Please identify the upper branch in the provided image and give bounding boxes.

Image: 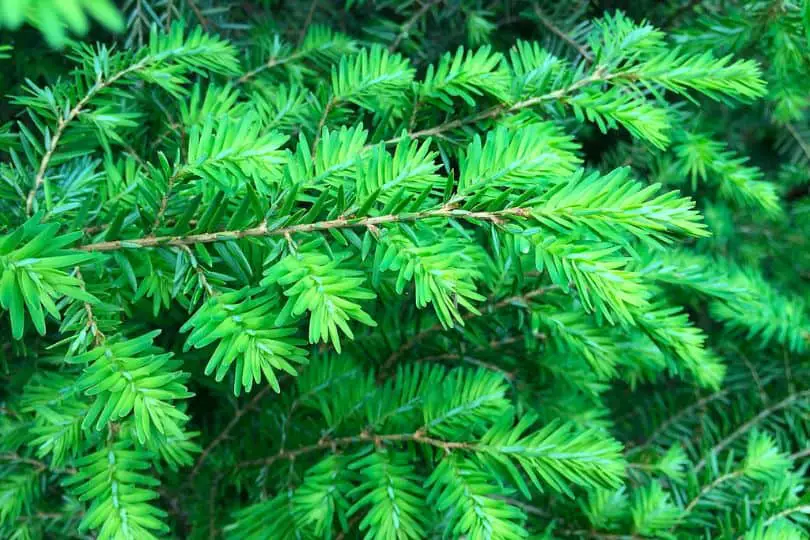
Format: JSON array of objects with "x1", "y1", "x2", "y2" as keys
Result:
[
  {"x1": 384, "y1": 67, "x2": 614, "y2": 145},
  {"x1": 25, "y1": 58, "x2": 150, "y2": 216}
]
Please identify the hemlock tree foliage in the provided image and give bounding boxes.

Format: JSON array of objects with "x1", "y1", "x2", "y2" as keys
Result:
[{"x1": 1, "y1": 0, "x2": 810, "y2": 538}]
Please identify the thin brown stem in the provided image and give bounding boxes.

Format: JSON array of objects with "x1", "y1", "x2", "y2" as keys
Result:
[
  {"x1": 415, "y1": 352, "x2": 515, "y2": 380},
  {"x1": 120, "y1": 140, "x2": 147, "y2": 168},
  {"x1": 533, "y1": 5, "x2": 593, "y2": 62},
  {"x1": 0, "y1": 453, "x2": 49, "y2": 471},
  {"x1": 236, "y1": 429, "x2": 472, "y2": 469},
  {"x1": 165, "y1": 0, "x2": 175, "y2": 29},
  {"x1": 78, "y1": 206, "x2": 529, "y2": 252},
  {"x1": 180, "y1": 245, "x2": 216, "y2": 297},
  {"x1": 784, "y1": 347, "x2": 796, "y2": 395},
  {"x1": 411, "y1": 331, "x2": 547, "y2": 380},
  {"x1": 0, "y1": 452, "x2": 77, "y2": 474},
  {"x1": 389, "y1": 0, "x2": 443, "y2": 52},
  {"x1": 297, "y1": 0, "x2": 319, "y2": 47},
  {"x1": 188, "y1": 385, "x2": 272, "y2": 482},
  {"x1": 695, "y1": 390, "x2": 810, "y2": 472},
  {"x1": 208, "y1": 480, "x2": 218, "y2": 540},
  {"x1": 785, "y1": 122, "x2": 810, "y2": 162},
  {"x1": 311, "y1": 98, "x2": 336, "y2": 158},
  {"x1": 75, "y1": 267, "x2": 105, "y2": 346},
  {"x1": 762, "y1": 504, "x2": 810, "y2": 527},
  {"x1": 790, "y1": 447, "x2": 810, "y2": 461},
  {"x1": 626, "y1": 388, "x2": 731, "y2": 456},
  {"x1": 380, "y1": 285, "x2": 558, "y2": 374},
  {"x1": 492, "y1": 496, "x2": 551, "y2": 518},
  {"x1": 383, "y1": 67, "x2": 613, "y2": 146},
  {"x1": 0, "y1": 406, "x2": 19, "y2": 418},
  {"x1": 553, "y1": 526, "x2": 647, "y2": 540},
  {"x1": 741, "y1": 354, "x2": 769, "y2": 405},
  {"x1": 18, "y1": 512, "x2": 69, "y2": 522},
  {"x1": 25, "y1": 59, "x2": 149, "y2": 215},
  {"x1": 237, "y1": 49, "x2": 311, "y2": 84},
  {"x1": 335, "y1": 514, "x2": 363, "y2": 540},
  {"x1": 83, "y1": 217, "x2": 198, "y2": 236},
  {"x1": 186, "y1": 0, "x2": 210, "y2": 29},
  {"x1": 151, "y1": 173, "x2": 180, "y2": 235},
  {"x1": 149, "y1": 122, "x2": 183, "y2": 150},
  {"x1": 682, "y1": 470, "x2": 742, "y2": 516},
  {"x1": 664, "y1": 0, "x2": 703, "y2": 27}
]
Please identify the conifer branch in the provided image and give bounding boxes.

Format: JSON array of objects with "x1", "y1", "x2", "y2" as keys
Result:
[
  {"x1": 237, "y1": 49, "x2": 312, "y2": 84},
  {"x1": 389, "y1": 0, "x2": 443, "y2": 52},
  {"x1": 533, "y1": 5, "x2": 593, "y2": 62},
  {"x1": 237, "y1": 429, "x2": 471, "y2": 469},
  {"x1": 188, "y1": 385, "x2": 274, "y2": 481},
  {"x1": 0, "y1": 6, "x2": 800, "y2": 539},
  {"x1": 78, "y1": 206, "x2": 529, "y2": 252},
  {"x1": 681, "y1": 470, "x2": 743, "y2": 515},
  {"x1": 785, "y1": 122, "x2": 810, "y2": 162},
  {"x1": 695, "y1": 390, "x2": 810, "y2": 472},
  {"x1": 387, "y1": 68, "x2": 615, "y2": 144},
  {"x1": 24, "y1": 58, "x2": 150, "y2": 215},
  {"x1": 380, "y1": 285, "x2": 558, "y2": 373},
  {"x1": 626, "y1": 388, "x2": 732, "y2": 456},
  {"x1": 74, "y1": 267, "x2": 105, "y2": 346},
  {"x1": 761, "y1": 504, "x2": 810, "y2": 527}
]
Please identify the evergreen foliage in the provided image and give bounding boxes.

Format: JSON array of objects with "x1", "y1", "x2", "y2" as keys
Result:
[{"x1": 1, "y1": 1, "x2": 809, "y2": 539}]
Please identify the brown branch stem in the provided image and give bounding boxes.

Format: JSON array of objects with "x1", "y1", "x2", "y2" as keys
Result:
[
  {"x1": 533, "y1": 5, "x2": 593, "y2": 62},
  {"x1": 389, "y1": 0, "x2": 443, "y2": 52},
  {"x1": 75, "y1": 267, "x2": 105, "y2": 345},
  {"x1": 682, "y1": 470, "x2": 742, "y2": 516},
  {"x1": 188, "y1": 385, "x2": 272, "y2": 482},
  {"x1": 383, "y1": 67, "x2": 613, "y2": 146},
  {"x1": 236, "y1": 429, "x2": 472, "y2": 469},
  {"x1": 25, "y1": 58, "x2": 149, "y2": 215},
  {"x1": 380, "y1": 285, "x2": 558, "y2": 374},
  {"x1": 695, "y1": 390, "x2": 810, "y2": 472},
  {"x1": 237, "y1": 49, "x2": 312, "y2": 84},
  {"x1": 77, "y1": 206, "x2": 529, "y2": 252}
]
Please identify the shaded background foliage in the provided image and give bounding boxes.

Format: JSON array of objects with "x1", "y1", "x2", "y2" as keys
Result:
[{"x1": 1, "y1": 1, "x2": 810, "y2": 539}]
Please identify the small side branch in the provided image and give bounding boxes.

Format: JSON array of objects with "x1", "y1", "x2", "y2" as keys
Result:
[
  {"x1": 533, "y1": 5, "x2": 593, "y2": 62},
  {"x1": 389, "y1": 0, "x2": 443, "y2": 52}
]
